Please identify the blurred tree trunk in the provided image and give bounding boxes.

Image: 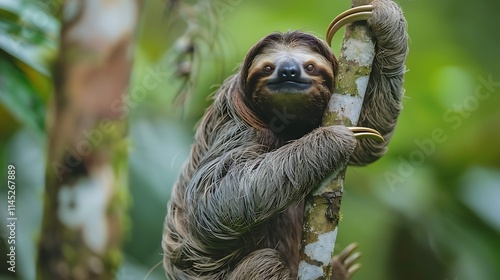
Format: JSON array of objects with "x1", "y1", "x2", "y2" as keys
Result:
[{"x1": 38, "y1": 1, "x2": 142, "y2": 279}]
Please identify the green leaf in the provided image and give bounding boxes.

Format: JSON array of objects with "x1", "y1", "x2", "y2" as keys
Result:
[
  {"x1": 0, "y1": 58, "x2": 45, "y2": 132},
  {"x1": 0, "y1": 0, "x2": 58, "y2": 76}
]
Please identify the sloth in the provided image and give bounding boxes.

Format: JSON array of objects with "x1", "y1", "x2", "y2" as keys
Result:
[{"x1": 162, "y1": 0, "x2": 408, "y2": 279}]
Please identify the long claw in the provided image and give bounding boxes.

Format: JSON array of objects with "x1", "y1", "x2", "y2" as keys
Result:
[
  {"x1": 347, "y1": 263, "x2": 362, "y2": 278},
  {"x1": 331, "y1": 243, "x2": 362, "y2": 278},
  {"x1": 326, "y1": 5, "x2": 373, "y2": 46},
  {"x1": 348, "y1": 126, "x2": 385, "y2": 142},
  {"x1": 337, "y1": 242, "x2": 358, "y2": 262},
  {"x1": 344, "y1": 251, "x2": 362, "y2": 267}
]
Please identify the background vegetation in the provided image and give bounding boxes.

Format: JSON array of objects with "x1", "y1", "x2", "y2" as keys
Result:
[{"x1": 1, "y1": 0, "x2": 499, "y2": 279}]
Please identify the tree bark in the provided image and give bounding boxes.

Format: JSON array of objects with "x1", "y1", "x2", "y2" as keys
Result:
[
  {"x1": 298, "y1": 1, "x2": 375, "y2": 279},
  {"x1": 37, "y1": 1, "x2": 142, "y2": 279}
]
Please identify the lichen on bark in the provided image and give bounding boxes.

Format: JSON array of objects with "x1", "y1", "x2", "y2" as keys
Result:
[{"x1": 298, "y1": 1, "x2": 376, "y2": 279}]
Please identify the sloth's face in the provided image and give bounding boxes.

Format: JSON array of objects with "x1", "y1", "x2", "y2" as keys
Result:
[
  {"x1": 247, "y1": 45, "x2": 334, "y2": 96},
  {"x1": 243, "y1": 32, "x2": 337, "y2": 140}
]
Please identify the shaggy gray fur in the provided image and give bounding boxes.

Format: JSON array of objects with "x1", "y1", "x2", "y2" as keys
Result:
[
  {"x1": 350, "y1": 0, "x2": 409, "y2": 165},
  {"x1": 162, "y1": 0, "x2": 408, "y2": 279}
]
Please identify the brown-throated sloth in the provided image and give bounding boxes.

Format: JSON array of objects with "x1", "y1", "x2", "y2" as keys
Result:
[{"x1": 163, "y1": 0, "x2": 408, "y2": 279}]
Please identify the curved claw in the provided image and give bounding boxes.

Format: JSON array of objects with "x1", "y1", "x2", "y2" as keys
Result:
[
  {"x1": 347, "y1": 263, "x2": 362, "y2": 278},
  {"x1": 326, "y1": 5, "x2": 373, "y2": 47},
  {"x1": 336, "y1": 242, "x2": 359, "y2": 262},
  {"x1": 331, "y1": 243, "x2": 362, "y2": 279},
  {"x1": 348, "y1": 126, "x2": 384, "y2": 143}
]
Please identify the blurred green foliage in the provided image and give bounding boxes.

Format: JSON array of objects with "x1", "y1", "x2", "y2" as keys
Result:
[
  {"x1": 1, "y1": 0, "x2": 500, "y2": 279},
  {"x1": 0, "y1": 0, "x2": 56, "y2": 136}
]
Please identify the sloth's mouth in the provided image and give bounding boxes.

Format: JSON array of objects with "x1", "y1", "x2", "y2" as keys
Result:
[{"x1": 267, "y1": 80, "x2": 312, "y2": 92}]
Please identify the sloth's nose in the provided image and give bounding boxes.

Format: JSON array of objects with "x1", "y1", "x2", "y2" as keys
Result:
[{"x1": 277, "y1": 61, "x2": 301, "y2": 81}]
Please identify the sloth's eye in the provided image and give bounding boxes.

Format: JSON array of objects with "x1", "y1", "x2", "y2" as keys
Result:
[
  {"x1": 305, "y1": 64, "x2": 315, "y2": 72},
  {"x1": 263, "y1": 65, "x2": 274, "y2": 73}
]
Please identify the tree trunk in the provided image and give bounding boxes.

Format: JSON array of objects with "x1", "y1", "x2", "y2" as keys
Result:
[
  {"x1": 298, "y1": 1, "x2": 375, "y2": 279},
  {"x1": 37, "y1": 1, "x2": 142, "y2": 279}
]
